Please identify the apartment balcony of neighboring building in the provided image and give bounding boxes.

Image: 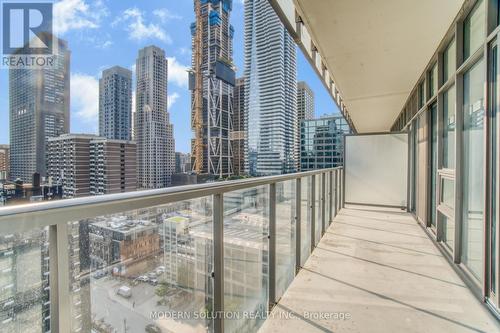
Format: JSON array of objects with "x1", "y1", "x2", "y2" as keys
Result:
[{"x1": 1, "y1": 1, "x2": 500, "y2": 333}]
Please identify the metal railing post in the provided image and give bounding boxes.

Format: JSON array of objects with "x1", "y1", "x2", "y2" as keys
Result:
[
  {"x1": 268, "y1": 183, "x2": 276, "y2": 308},
  {"x1": 341, "y1": 169, "x2": 345, "y2": 208},
  {"x1": 213, "y1": 193, "x2": 224, "y2": 333},
  {"x1": 295, "y1": 178, "x2": 301, "y2": 274},
  {"x1": 49, "y1": 223, "x2": 70, "y2": 333},
  {"x1": 311, "y1": 175, "x2": 316, "y2": 251},
  {"x1": 321, "y1": 173, "x2": 326, "y2": 235},
  {"x1": 329, "y1": 171, "x2": 333, "y2": 224},
  {"x1": 333, "y1": 170, "x2": 338, "y2": 217}
]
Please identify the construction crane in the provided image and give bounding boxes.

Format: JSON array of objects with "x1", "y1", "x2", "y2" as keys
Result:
[{"x1": 192, "y1": 0, "x2": 204, "y2": 174}]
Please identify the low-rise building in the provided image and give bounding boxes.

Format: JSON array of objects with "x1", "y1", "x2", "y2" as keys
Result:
[{"x1": 47, "y1": 134, "x2": 136, "y2": 198}]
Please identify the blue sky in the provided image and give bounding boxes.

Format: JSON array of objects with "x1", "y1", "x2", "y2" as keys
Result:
[{"x1": 0, "y1": 0, "x2": 339, "y2": 153}]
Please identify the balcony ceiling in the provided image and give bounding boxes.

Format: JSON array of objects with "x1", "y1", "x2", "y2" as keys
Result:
[{"x1": 295, "y1": 0, "x2": 464, "y2": 133}]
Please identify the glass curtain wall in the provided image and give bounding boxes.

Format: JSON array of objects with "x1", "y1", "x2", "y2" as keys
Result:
[
  {"x1": 462, "y1": 58, "x2": 485, "y2": 282},
  {"x1": 396, "y1": 0, "x2": 499, "y2": 313}
]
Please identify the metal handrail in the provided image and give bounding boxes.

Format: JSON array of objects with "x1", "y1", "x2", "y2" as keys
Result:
[{"x1": 0, "y1": 168, "x2": 341, "y2": 234}]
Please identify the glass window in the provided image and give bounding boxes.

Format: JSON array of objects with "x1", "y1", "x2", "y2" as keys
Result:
[
  {"x1": 443, "y1": 86, "x2": 456, "y2": 169},
  {"x1": 418, "y1": 81, "x2": 425, "y2": 108},
  {"x1": 462, "y1": 58, "x2": 485, "y2": 282},
  {"x1": 443, "y1": 39, "x2": 456, "y2": 82},
  {"x1": 441, "y1": 178, "x2": 455, "y2": 209},
  {"x1": 464, "y1": 0, "x2": 486, "y2": 61},
  {"x1": 429, "y1": 63, "x2": 438, "y2": 97},
  {"x1": 440, "y1": 213, "x2": 455, "y2": 251}
]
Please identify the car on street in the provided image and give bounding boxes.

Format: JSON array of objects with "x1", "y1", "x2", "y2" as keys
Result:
[
  {"x1": 137, "y1": 275, "x2": 149, "y2": 282},
  {"x1": 117, "y1": 285, "x2": 132, "y2": 298}
]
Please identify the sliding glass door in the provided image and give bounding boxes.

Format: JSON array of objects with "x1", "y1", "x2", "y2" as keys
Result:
[
  {"x1": 462, "y1": 58, "x2": 485, "y2": 283},
  {"x1": 488, "y1": 39, "x2": 499, "y2": 307}
]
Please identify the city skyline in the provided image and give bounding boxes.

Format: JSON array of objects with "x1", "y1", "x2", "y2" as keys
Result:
[{"x1": 0, "y1": 0, "x2": 340, "y2": 154}]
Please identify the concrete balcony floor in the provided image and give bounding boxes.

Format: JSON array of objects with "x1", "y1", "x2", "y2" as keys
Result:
[{"x1": 259, "y1": 206, "x2": 500, "y2": 333}]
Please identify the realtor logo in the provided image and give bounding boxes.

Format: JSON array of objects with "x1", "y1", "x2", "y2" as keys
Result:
[
  {"x1": 1, "y1": 1, "x2": 54, "y2": 68},
  {"x1": 2, "y1": 1, "x2": 53, "y2": 55}
]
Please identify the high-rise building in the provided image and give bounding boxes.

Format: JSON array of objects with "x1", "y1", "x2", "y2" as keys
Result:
[
  {"x1": 232, "y1": 77, "x2": 246, "y2": 176},
  {"x1": 297, "y1": 81, "x2": 314, "y2": 121},
  {"x1": 0, "y1": 144, "x2": 9, "y2": 181},
  {"x1": 244, "y1": 0, "x2": 298, "y2": 176},
  {"x1": 99, "y1": 66, "x2": 133, "y2": 141},
  {"x1": 89, "y1": 138, "x2": 137, "y2": 195},
  {"x1": 300, "y1": 115, "x2": 351, "y2": 171},
  {"x1": 190, "y1": 0, "x2": 235, "y2": 178},
  {"x1": 135, "y1": 46, "x2": 175, "y2": 189},
  {"x1": 9, "y1": 36, "x2": 70, "y2": 182},
  {"x1": 175, "y1": 152, "x2": 191, "y2": 173},
  {"x1": 47, "y1": 134, "x2": 137, "y2": 198}
]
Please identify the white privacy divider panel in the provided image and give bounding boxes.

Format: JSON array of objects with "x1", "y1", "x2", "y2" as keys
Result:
[{"x1": 345, "y1": 133, "x2": 408, "y2": 208}]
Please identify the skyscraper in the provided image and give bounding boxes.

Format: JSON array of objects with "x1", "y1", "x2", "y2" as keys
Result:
[
  {"x1": 190, "y1": 0, "x2": 235, "y2": 178},
  {"x1": 244, "y1": 0, "x2": 298, "y2": 176},
  {"x1": 232, "y1": 77, "x2": 246, "y2": 176},
  {"x1": 99, "y1": 66, "x2": 133, "y2": 141},
  {"x1": 297, "y1": 81, "x2": 314, "y2": 121},
  {"x1": 9, "y1": 36, "x2": 70, "y2": 181},
  {"x1": 135, "y1": 46, "x2": 175, "y2": 189}
]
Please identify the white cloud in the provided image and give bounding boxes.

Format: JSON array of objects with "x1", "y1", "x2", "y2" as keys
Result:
[
  {"x1": 71, "y1": 73, "x2": 99, "y2": 130},
  {"x1": 117, "y1": 7, "x2": 172, "y2": 44},
  {"x1": 167, "y1": 57, "x2": 189, "y2": 89},
  {"x1": 167, "y1": 92, "x2": 180, "y2": 110},
  {"x1": 54, "y1": 0, "x2": 108, "y2": 35},
  {"x1": 99, "y1": 40, "x2": 113, "y2": 49},
  {"x1": 153, "y1": 8, "x2": 182, "y2": 22}
]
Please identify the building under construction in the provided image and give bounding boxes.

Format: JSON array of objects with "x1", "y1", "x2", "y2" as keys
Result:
[{"x1": 190, "y1": 0, "x2": 236, "y2": 179}]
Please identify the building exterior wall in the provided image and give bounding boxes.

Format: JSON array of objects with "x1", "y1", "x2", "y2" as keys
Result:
[
  {"x1": 191, "y1": 0, "x2": 235, "y2": 178},
  {"x1": 232, "y1": 77, "x2": 246, "y2": 175},
  {"x1": 244, "y1": 0, "x2": 298, "y2": 176},
  {"x1": 0, "y1": 145, "x2": 9, "y2": 181},
  {"x1": 175, "y1": 152, "x2": 191, "y2": 173},
  {"x1": 300, "y1": 115, "x2": 351, "y2": 171},
  {"x1": 47, "y1": 134, "x2": 93, "y2": 198},
  {"x1": 99, "y1": 66, "x2": 132, "y2": 141},
  {"x1": 9, "y1": 37, "x2": 70, "y2": 182},
  {"x1": 135, "y1": 46, "x2": 175, "y2": 189},
  {"x1": 89, "y1": 139, "x2": 137, "y2": 195},
  {"x1": 297, "y1": 81, "x2": 314, "y2": 122}
]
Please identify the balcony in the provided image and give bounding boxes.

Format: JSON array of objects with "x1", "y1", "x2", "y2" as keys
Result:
[
  {"x1": 1, "y1": 163, "x2": 498, "y2": 333},
  {"x1": 260, "y1": 206, "x2": 498, "y2": 333}
]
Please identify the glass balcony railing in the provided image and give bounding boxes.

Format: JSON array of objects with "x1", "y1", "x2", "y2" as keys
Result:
[{"x1": 0, "y1": 167, "x2": 343, "y2": 333}]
